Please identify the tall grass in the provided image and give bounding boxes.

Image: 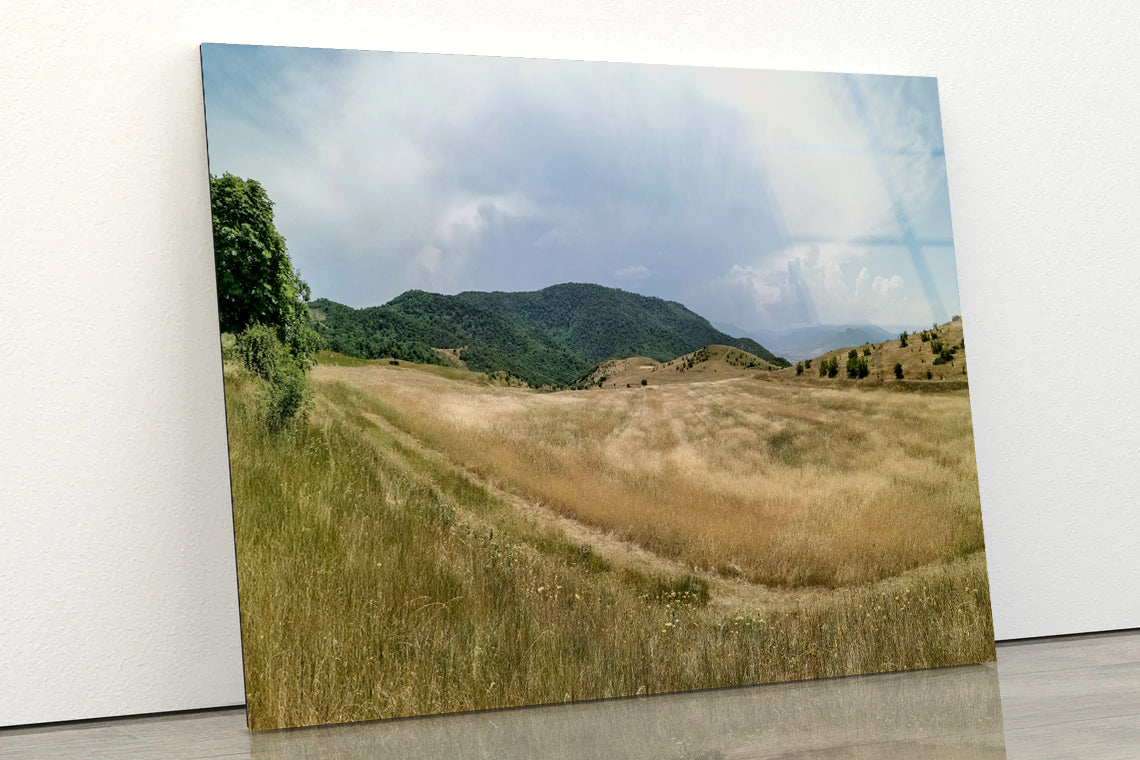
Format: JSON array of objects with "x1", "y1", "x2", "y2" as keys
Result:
[
  {"x1": 226, "y1": 367, "x2": 994, "y2": 729},
  {"x1": 316, "y1": 364, "x2": 986, "y2": 588}
]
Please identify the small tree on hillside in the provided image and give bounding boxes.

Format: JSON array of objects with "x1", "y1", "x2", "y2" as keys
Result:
[
  {"x1": 899, "y1": 332, "x2": 908, "y2": 348},
  {"x1": 894, "y1": 362, "x2": 904, "y2": 379},
  {"x1": 846, "y1": 355, "x2": 869, "y2": 379},
  {"x1": 795, "y1": 362, "x2": 804, "y2": 376}
]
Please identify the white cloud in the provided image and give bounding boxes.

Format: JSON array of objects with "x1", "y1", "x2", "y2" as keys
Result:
[
  {"x1": 203, "y1": 47, "x2": 958, "y2": 325},
  {"x1": 614, "y1": 265, "x2": 653, "y2": 281},
  {"x1": 715, "y1": 244, "x2": 926, "y2": 328}
]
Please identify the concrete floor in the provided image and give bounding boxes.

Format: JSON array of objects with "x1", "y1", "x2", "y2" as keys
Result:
[{"x1": 1, "y1": 630, "x2": 1137, "y2": 759}]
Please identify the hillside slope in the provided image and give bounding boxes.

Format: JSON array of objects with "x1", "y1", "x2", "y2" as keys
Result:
[
  {"x1": 746, "y1": 324, "x2": 895, "y2": 363},
  {"x1": 311, "y1": 283, "x2": 788, "y2": 387},
  {"x1": 584, "y1": 345, "x2": 778, "y2": 388},
  {"x1": 778, "y1": 318, "x2": 968, "y2": 385}
]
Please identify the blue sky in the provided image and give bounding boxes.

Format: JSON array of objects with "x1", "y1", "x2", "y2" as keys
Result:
[{"x1": 201, "y1": 44, "x2": 960, "y2": 333}]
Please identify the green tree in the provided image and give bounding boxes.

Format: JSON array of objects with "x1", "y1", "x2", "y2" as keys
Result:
[
  {"x1": 894, "y1": 362, "x2": 904, "y2": 379},
  {"x1": 899, "y1": 331, "x2": 908, "y2": 348},
  {"x1": 795, "y1": 362, "x2": 804, "y2": 376},
  {"x1": 846, "y1": 355, "x2": 870, "y2": 379},
  {"x1": 210, "y1": 173, "x2": 320, "y2": 364}
]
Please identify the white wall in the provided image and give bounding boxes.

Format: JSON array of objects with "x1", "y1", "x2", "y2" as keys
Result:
[{"x1": 3, "y1": 0, "x2": 1138, "y2": 728}]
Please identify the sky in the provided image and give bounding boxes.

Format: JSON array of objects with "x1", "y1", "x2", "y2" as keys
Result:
[{"x1": 201, "y1": 44, "x2": 961, "y2": 334}]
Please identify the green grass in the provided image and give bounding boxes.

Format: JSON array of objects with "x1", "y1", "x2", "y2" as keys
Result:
[
  {"x1": 316, "y1": 350, "x2": 382, "y2": 367},
  {"x1": 225, "y1": 367, "x2": 995, "y2": 730}
]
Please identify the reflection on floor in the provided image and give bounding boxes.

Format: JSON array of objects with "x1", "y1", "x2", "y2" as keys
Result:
[{"x1": 1, "y1": 630, "x2": 1137, "y2": 759}]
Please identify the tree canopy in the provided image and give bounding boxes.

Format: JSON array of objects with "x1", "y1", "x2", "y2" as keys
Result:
[
  {"x1": 210, "y1": 173, "x2": 319, "y2": 361},
  {"x1": 309, "y1": 284, "x2": 789, "y2": 387}
]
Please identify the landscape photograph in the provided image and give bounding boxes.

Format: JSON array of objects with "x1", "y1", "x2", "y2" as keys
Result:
[{"x1": 201, "y1": 45, "x2": 994, "y2": 730}]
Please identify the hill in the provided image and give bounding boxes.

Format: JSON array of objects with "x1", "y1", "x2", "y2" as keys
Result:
[
  {"x1": 310, "y1": 283, "x2": 788, "y2": 387},
  {"x1": 583, "y1": 345, "x2": 778, "y2": 389},
  {"x1": 777, "y1": 317, "x2": 968, "y2": 385},
  {"x1": 740, "y1": 324, "x2": 896, "y2": 363}
]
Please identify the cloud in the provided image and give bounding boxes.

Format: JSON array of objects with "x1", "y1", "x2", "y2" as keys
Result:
[
  {"x1": 614, "y1": 265, "x2": 653, "y2": 281},
  {"x1": 713, "y1": 244, "x2": 931, "y2": 329},
  {"x1": 201, "y1": 46, "x2": 959, "y2": 328}
]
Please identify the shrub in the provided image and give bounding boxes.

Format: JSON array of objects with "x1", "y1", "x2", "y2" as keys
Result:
[
  {"x1": 804, "y1": 359, "x2": 812, "y2": 369},
  {"x1": 848, "y1": 349, "x2": 858, "y2": 359},
  {"x1": 894, "y1": 362, "x2": 904, "y2": 379},
  {"x1": 795, "y1": 362, "x2": 804, "y2": 376},
  {"x1": 262, "y1": 357, "x2": 312, "y2": 430},
  {"x1": 846, "y1": 356, "x2": 869, "y2": 379},
  {"x1": 921, "y1": 331, "x2": 930, "y2": 342},
  {"x1": 641, "y1": 378, "x2": 647, "y2": 386},
  {"x1": 827, "y1": 357, "x2": 839, "y2": 378},
  {"x1": 863, "y1": 347, "x2": 871, "y2": 356},
  {"x1": 819, "y1": 360, "x2": 827, "y2": 377},
  {"x1": 236, "y1": 323, "x2": 284, "y2": 381},
  {"x1": 926, "y1": 369, "x2": 933, "y2": 379},
  {"x1": 899, "y1": 332, "x2": 908, "y2": 348},
  {"x1": 931, "y1": 339, "x2": 943, "y2": 355}
]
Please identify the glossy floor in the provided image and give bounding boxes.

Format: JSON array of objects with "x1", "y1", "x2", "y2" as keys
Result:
[{"x1": 1, "y1": 630, "x2": 1137, "y2": 759}]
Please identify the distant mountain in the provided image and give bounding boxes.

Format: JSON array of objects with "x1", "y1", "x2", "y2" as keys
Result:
[
  {"x1": 717, "y1": 323, "x2": 895, "y2": 363},
  {"x1": 310, "y1": 283, "x2": 789, "y2": 387}
]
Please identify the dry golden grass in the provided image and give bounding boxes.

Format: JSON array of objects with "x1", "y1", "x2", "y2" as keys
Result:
[
  {"x1": 226, "y1": 365, "x2": 994, "y2": 729},
  {"x1": 318, "y1": 360, "x2": 983, "y2": 589},
  {"x1": 779, "y1": 318, "x2": 968, "y2": 384},
  {"x1": 587, "y1": 345, "x2": 777, "y2": 389}
]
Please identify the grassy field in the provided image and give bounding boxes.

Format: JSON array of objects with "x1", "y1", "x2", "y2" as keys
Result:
[
  {"x1": 226, "y1": 357, "x2": 994, "y2": 730},
  {"x1": 316, "y1": 360, "x2": 985, "y2": 588}
]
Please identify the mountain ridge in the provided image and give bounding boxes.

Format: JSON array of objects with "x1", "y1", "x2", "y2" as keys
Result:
[{"x1": 310, "y1": 282, "x2": 788, "y2": 387}]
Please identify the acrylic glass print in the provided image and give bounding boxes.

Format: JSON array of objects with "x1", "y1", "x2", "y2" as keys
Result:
[{"x1": 200, "y1": 44, "x2": 995, "y2": 730}]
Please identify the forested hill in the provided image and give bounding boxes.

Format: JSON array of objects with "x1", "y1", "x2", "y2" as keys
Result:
[{"x1": 310, "y1": 283, "x2": 789, "y2": 387}]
